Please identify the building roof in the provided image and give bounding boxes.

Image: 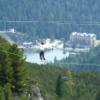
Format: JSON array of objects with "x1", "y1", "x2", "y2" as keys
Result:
[{"x1": 71, "y1": 32, "x2": 96, "y2": 38}]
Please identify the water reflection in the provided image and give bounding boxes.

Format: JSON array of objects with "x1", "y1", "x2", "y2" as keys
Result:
[{"x1": 24, "y1": 48, "x2": 69, "y2": 64}]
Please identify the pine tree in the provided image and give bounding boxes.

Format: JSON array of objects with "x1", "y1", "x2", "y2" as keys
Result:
[
  {"x1": 8, "y1": 44, "x2": 27, "y2": 94},
  {"x1": 95, "y1": 89, "x2": 100, "y2": 100},
  {"x1": 4, "y1": 83, "x2": 13, "y2": 100},
  {"x1": 0, "y1": 86, "x2": 5, "y2": 100},
  {"x1": 56, "y1": 75, "x2": 62, "y2": 97},
  {"x1": 0, "y1": 48, "x2": 13, "y2": 86},
  {"x1": 19, "y1": 94, "x2": 27, "y2": 100}
]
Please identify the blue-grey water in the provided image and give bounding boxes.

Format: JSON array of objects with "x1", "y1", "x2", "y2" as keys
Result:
[
  {"x1": 24, "y1": 48, "x2": 100, "y2": 71},
  {"x1": 24, "y1": 48, "x2": 69, "y2": 64}
]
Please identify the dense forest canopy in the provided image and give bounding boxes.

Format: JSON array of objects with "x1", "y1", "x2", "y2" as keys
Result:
[
  {"x1": 0, "y1": 37, "x2": 100, "y2": 99},
  {"x1": 0, "y1": 0, "x2": 100, "y2": 39},
  {"x1": 0, "y1": 36, "x2": 27, "y2": 99}
]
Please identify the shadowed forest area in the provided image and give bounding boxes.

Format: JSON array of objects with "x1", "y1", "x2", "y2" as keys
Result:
[{"x1": 0, "y1": 0, "x2": 100, "y2": 40}]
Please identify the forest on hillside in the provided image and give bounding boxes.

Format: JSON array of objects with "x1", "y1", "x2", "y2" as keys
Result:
[
  {"x1": 0, "y1": 36, "x2": 100, "y2": 99},
  {"x1": 56, "y1": 44, "x2": 100, "y2": 71},
  {"x1": 0, "y1": 0, "x2": 100, "y2": 40}
]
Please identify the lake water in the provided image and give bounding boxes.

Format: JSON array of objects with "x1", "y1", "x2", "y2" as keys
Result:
[{"x1": 24, "y1": 48, "x2": 69, "y2": 64}]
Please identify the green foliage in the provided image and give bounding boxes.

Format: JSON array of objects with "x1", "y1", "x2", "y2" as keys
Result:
[
  {"x1": 0, "y1": 37, "x2": 100, "y2": 99},
  {"x1": 26, "y1": 63, "x2": 67, "y2": 99},
  {"x1": 56, "y1": 75, "x2": 62, "y2": 97},
  {"x1": 0, "y1": 37, "x2": 27, "y2": 98},
  {"x1": 8, "y1": 44, "x2": 27, "y2": 94},
  {"x1": 19, "y1": 94, "x2": 27, "y2": 100},
  {"x1": 4, "y1": 83, "x2": 13, "y2": 100},
  {"x1": 0, "y1": 48, "x2": 12, "y2": 86},
  {"x1": 0, "y1": 36, "x2": 10, "y2": 50},
  {"x1": 27, "y1": 63, "x2": 100, "y2": 100},
  {"x1": 95, "y1": 89, "x2": 100, "y2": 100},
  {"x1": 0, "y1": 86, "x2": 5, "y2": 100},
  {"x1": 0, "y1": 84, "x2": 13, "y2": 100}
]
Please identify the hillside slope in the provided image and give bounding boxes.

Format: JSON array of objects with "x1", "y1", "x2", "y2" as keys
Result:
[
  {"x1": 0, "y1": 36, "x2": 10, "y2": 49},
  {"x1": 0, "y1": 0, "x2": 100, "y2": 39},
  {"x1": 27, "y1": 63, "x2": 100, "y2": 100},
  {"x1": 0, "y1": 37, "x2": 100, "y2": 99}
]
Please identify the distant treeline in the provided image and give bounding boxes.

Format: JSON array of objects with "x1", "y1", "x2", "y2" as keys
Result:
[
  {"x1": 58, "y1": 45, "x2": 100, "y2": 72},
  {"x1": 0, "y1": 0, "x2": 100, "y2": 40}
]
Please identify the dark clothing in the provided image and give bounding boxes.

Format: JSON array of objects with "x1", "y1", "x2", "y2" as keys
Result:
[{"x1": 40, "y1": 50, "x2": 45, "y2": 60}]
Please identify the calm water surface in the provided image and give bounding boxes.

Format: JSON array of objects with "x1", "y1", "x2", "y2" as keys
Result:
[{"x1": 24, "y1": 48, "x2": 69, "y2": 64}]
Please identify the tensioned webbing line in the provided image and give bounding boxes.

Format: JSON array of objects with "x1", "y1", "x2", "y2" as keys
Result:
[
  {"x1": 0, "y1": 20, "x2": 100, "y2": 66},
  {"x1": 0, "y1": 49, "x2": 21, "y2": 57},
  {"x1": 0, "y1": 47, "x2": 100, "y2": 67}
]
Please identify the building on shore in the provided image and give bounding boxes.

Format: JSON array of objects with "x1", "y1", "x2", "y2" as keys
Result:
[{"x1": 70, "y1": 32, "x2": 97, "y2": 48}]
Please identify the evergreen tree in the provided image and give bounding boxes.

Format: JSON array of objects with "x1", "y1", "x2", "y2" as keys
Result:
[
  {"x1": 0, "y1": 48, "x2": 12, "y2": 86},
  {"x1": 62, "y1": 70, "x2": 74, "y2": 100},
  {"x1": 0, "y1": 86, "x2": 5, "y2": 100},
  {"x1": 4, "y1": 83, "x2": 13, "y2": 100},
  {"x1": 19, "y1": 94, "x2": 27, "y2": 100},
  {"x1": 95, "y1": 89, "x2": 100, "y2": 100},
  {"x1": 8, "y1": 44, "x2": 27, "y2": 94},
  {"x1": 56, "y1": 74, "x2": 62, "y2": 97}
]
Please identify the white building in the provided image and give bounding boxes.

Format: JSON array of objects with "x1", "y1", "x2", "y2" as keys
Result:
[
  {"x1": 9, "y1": 28, "x2": 15, "y2": 33},
  {"x1": 22, "y1": 42, "x2": 33, "y2": 48},
  {"x1": 70, "y1": 32, "x2": 97, "y2": 47}
]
